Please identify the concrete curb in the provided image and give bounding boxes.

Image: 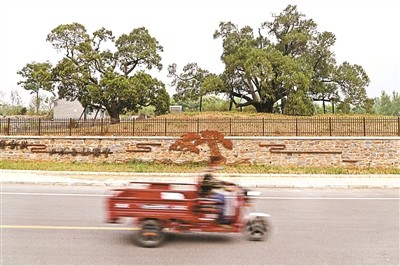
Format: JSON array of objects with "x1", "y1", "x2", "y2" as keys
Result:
[{"x1": 1, "y1": 169, "x2": 399, "y2": 188}]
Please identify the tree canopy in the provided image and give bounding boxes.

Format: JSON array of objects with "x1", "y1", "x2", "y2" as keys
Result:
[
  {"x1": 17, "y1": 6, "x2": 374, "y2": 118},
  {"x1": 373, "y1": 90, "x2": 400, "y2": 115},
  {"x1": 17, "y1": 61, "x2": 54, "y2": 114},
  {"x1": 170, "y1": 5, "x2": 371, "y2": 115},
  {"x1": 167, "y1": 63, "x2": 215, "y2": 111},
  {"x1": 18, "y1": 23, "x2": 169, "y2": 122}
]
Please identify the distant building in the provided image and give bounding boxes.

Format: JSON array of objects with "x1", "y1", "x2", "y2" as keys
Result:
[
  {"x1": 53, "y1": 99, "x2": 106, "y2": 119},
  {"x1": 169, "y1": 105, "x2": 182, "y2": 113}
]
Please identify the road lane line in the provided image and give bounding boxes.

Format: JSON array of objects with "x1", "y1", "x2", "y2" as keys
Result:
[
  {"x1": 259, "y1": 197, "x2": 400, "y2": 200},
  {"x1": 1, "y1": 192, "x2": 399, "y2": 200},
  {"x1": 1, "y1": 192, "x2": 104, "y2": 197},
  {"x1": 0, "y1": 225, "x2": 138, "y2": 230}
]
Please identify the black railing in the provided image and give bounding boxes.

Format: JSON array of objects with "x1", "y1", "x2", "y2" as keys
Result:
[{"x1": 0, "y1": 117, "x2": 399, "y2": 137}]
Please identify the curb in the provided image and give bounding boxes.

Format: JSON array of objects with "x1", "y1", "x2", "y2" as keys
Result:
[{"x1": 1, "y1": 170, "x2": 399, "y2": 189}]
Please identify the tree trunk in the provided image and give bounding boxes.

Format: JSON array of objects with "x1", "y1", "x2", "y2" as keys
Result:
[
  {"x1": 254, "y1": 101, "x2": 274, "y2": 113},
  {"x1": 107, "y1": 105, "x2": 120, "y2": 124},
  {"x1": 108, "y1": 112, "x2": 120, "y2": 124},
  {"x1": 35, "y1": 91, "x2": 40, "y2": 115}
]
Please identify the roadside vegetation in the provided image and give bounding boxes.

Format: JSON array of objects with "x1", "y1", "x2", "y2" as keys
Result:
[{"x1": 0, "y1": 160, "x2": 399, "y2": 175}]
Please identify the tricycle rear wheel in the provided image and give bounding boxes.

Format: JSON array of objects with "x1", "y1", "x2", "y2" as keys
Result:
[{"x1": 136, "y1": 219, "x2": 164, "y2": 248}]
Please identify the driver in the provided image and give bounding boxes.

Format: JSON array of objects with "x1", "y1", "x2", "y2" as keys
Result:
[{"x1": 200, "y1": 173, "x2": 237, "y2": 225}]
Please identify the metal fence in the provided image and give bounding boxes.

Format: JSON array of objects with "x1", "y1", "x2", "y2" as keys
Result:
[{"x1": 0, "y1": 117, "x2": 399, "y2": 137}]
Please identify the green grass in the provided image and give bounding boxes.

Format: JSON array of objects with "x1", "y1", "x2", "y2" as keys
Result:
[{"x1": 0, "y1": 160, "x2": 398, "y2": 175}]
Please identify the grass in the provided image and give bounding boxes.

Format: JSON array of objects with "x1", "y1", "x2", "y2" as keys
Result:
[{"x1": 0, "y1": 160, "x2": 399, "y2": 175}]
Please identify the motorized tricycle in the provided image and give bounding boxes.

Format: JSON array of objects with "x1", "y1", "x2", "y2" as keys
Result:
[{"x1": 105, "y1": 173, "x2": 272, "y2": 247}]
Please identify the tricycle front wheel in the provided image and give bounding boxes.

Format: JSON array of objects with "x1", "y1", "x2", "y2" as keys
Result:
[
  {"x1": 244, "y1": 217, "x2": 271, "y2": 241},
  {"x1": 136, "y1": 219, "x2": 165, "y2": 248}
]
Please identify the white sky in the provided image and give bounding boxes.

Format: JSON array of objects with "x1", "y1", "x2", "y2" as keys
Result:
[{"x1": 0, "y1": 0, "x2": 399, "y2": 105}]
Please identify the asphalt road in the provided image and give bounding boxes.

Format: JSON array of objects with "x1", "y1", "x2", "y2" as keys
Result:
[{"x1": 1, "y1": 185, "x2": 399, "y2": 265}]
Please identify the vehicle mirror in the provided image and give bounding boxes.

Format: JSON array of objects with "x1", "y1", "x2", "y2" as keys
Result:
[{"x1": 247, "y1": 191, "x2": 261, "y2": 196}]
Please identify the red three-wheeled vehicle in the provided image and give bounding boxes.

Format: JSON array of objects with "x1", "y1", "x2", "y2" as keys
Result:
[{"x1": 105, "y1": 173, "x2": 272, "y2": 247}]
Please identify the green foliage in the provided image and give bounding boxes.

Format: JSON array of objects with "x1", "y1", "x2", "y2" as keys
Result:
[
  {"x1": 0, "y1": 104, "x2": 26, "y2": 116},
  {"x1": 314, "y1": 103, "x2": 333, "y2": 114},
  {"x1": 20, "y1": 107, "x2": 28, "y2": 115},
  {"x1": 373, "y1": 90, "x2": 400, "y2": 115},
  {"x1": 17, "y1": 61, "x2": 54, "y2": 114},
  {"x1": 0, "y1": 159, "x2": 398, "y2": 175},
  {"x1": 202, "y1": 96, "x2": 230, "y2": 111},
  {"x1": 168, "y1": 63, "x2": 209, "y2": 101},
  {"x1": 173, "y1": 99, "x2": 200, "y2": 112},
  {"x1": 171, "y1": 95, "x2": 230, "y2": 112},
  {"x1": 139, "y1": 106, "x2": 156, "y2": 116},
  {"x1": 20, "y1": 23, "x2": 169, "y2": 123},
  {"x1": 282, "y1": 90, "x2": 314, "y2": 116},
  {"x1": 25, "y1": 93, "x2": 54, "y2": 116},
  {"x1": 168, "y1": 63, "x2": 213, "y2": 111},
  {"x1": 202, "y1": 5, "x2": 371, "y2": 114},
  {"x1": 149, "y1": 83, "x2": 170, "y2": 115}
]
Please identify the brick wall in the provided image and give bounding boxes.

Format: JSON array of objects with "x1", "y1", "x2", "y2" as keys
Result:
[{"x1": 0, "y1": 136, "x2": 399, "y2": 168}]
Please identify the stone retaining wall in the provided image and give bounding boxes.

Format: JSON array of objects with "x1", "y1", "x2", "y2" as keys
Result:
[{"x1": 0, "y1": 135, "x2": 399, "y2": 168}]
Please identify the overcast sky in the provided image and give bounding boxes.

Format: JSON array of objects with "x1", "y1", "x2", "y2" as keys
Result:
[{"x1": 0, "y1": 0, "x2": 398, "y2": 105}]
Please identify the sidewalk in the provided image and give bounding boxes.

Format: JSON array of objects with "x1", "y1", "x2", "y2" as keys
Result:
[{"x1": 1, "y1": 169, "x2": 399, "y2": 188}]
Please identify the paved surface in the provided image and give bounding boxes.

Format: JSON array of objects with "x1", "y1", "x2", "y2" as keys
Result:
[
  {"x1": 1, "y1": 169, "x2": 399, "y2": 188},
  {"x1": 2, "y1": 185, "x2": 399, "y2": 265}
]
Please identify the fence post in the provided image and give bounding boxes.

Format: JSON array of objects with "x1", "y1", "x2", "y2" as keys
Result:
[
  {"x1": 69, "y1": 118, "x2": 72, "y2": 136},
  {"x1": 7, "y1": 118, "x2": 10, "y2": 135},
  {"x1": 329, "y1": 117, "x2": 332, "y2": 136},
  {"x1": 38, "y1": 118, "x2": 41, "y2": 136},
  {"x1": 100, "y1": 118, "x2": 104, "y2": 136},
  {"x1": 132, "y1": 118, "x2": 135, "y2": 136},
  {"x1": 229, "y1": 118, "x2": 232, "y2": 136},
  {"x1": 262, "y1": 118, "x2": 265, "y2": 136},
  {"x1": 197, "y1": 118, "x2": 200, "y2": 134},
  {"x1": 363, "y1": 117, "x2": 366, "y2": 136},
  {"x1": 164, "y1": 118, "x2": 167, "y2": 136},
  {"x1": 295, "y1": 118, "x2": 298, "y2": 136},
  {"x1": 398, "y1": 117, "x2": 400, "y2": 136}
]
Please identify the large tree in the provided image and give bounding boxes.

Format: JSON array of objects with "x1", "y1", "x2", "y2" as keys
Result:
[
  {"x1": 19, "y1": 23, "x2": 169, "y2": 122},
  {"x1": 206, "y1": 5, "x2": 371, "y2": 114},
  {"x1": 168, "y1": 63, "x2": 213, "y2": 111},
  {"x1": 17, "y1": 61, "x2": 54, "y2": 114}
]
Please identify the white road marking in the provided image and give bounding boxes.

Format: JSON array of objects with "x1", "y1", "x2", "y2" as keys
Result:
[
  {"x1": 0, "y1": 225, "x2": 137, "y2": 230},
  {"x1": 258, "y1": 196, "x2": 400, "y2": 200},
  {"x1": 1, "y1": 192, "x2": 399, "y2": 200},
  {"x1": 1, "y1": 192, "x2": 105, "y2": 197}
]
